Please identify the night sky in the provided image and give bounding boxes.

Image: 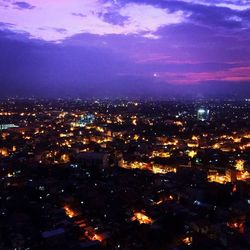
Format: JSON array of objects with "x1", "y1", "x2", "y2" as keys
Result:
[{"x1": 1, "y1": 0, "x2": 250, "y2": 98}]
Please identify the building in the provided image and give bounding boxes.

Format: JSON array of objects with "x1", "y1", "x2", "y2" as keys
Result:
[
  {"x1": 0, "y1": 124, "x2": 19, "y2": 131},
  {"x1": 72, "y1": 114, "x2": 95, "y2": 127},
  {"x1": 197, "y1": 108, "x2": 210, "y2": 121}
]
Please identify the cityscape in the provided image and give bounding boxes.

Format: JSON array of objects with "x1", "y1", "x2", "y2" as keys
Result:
[
  {"x1": 2, "y1": 0, "x2": 250, "y2": 249},
  {"x1": 0, "y1": 99, "x2": 250, "y2": 249}
]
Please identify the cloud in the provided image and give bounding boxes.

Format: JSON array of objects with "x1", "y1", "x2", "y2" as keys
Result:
[
  {"x1": 1, "y1": 0, "x2": 250, "y2": 96},
  {"x1": 1, "y1": 0, "x2": 249, "y2": 42},
  {"x1": 0, "y1": 0, "x2": 186, "y2": 42},
  {"x1": 157, "y1": 66, "x2": 250, "y2": 84},
  {"x1": 119, "y1": 0, "x2": 250, "y2": 30},
  {"x1": 0, "y1": 22, "x2": 14, "y2": 28},
  {"x1": 177, "y1": 0, "x2": 250, "y2": 11},
  {"x1": 13, "y1": 1, "x2": 35, "y2": 10}
]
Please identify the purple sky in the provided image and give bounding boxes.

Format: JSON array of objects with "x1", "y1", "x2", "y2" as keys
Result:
[{"x1": 1, "y1": 0, "x2": 250, "y2": 98}]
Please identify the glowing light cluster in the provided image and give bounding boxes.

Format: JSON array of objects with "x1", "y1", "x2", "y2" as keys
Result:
[
  {"x1": 151, "y1": 151, "x2": 171, "y2": 158},
  {"x1": 235, "y1": 159, "x2": 245, "y2": 171},
  {"x1": 131, "y1": 211, "x2": 153, "y2": 224},
  {"x1": 64, "y1": 205, "x2": 78, "y2": 218},
  {"x1": 207, "y1": 171, "x2": 230, "y2": 184},
  {"x1": 152, "y1": 165, "x2": 177, "y2": 174}
]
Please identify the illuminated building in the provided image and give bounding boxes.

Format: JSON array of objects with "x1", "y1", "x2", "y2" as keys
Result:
[
  {"x1": 207, "y1": 170, "x2": 231, "y2": 184},
  {"x1": 71, "y1": 114, "x2": 95, "y2": 127},
  {"x1": 64, "y1": 205, "x2": 78, "y2": 218},
  {"x1": 188, "y1": 150, "x2": 197, "y2": 158},
  {"x1": 208, "y1": 168, "x2": 250, "y2": 184},
  {"x1": 152, "y1": 165, "x2": 177, "y2": 174},
  {"x1": 0, "y1": 124, "x2": 18, "y2": 130},
  {"x1": 0, "y1": 148, "x2": 9, "y2": 157},
  {"x1": 131, "y1": 211, "x2": 153, "y2": 224},
  {"x1": 197, "y1": 108, "x2": 210, "y2": 121},
  {"x1": 235, "y1": 159, "x2": 245, "y2": 171},
  {"x1": 151, "y1": 151, "x2": 171, "y2": 158},
  {"x1": 182, "y1": 236, "x2": 192, "y2": 246}
]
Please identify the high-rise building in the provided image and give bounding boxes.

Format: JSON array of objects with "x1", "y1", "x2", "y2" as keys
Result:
[{"x1": 197, "y1": 108, "x2": 210, "y2": 121}]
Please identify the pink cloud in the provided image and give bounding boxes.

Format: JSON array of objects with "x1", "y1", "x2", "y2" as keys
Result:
[{"x1": 157, "y1": 66, "x2": 250, "y2": 84}]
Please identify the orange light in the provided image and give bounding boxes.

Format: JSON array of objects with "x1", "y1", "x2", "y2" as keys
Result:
[
  {"x1": 188, "y1": 150, "x2": 197, "y2": 159},
  {"x1": 0, "y1": 148, "x2": 9, "y2": 157},
  {"x1": 227, "y1": 221, "x2": 244, "y2": 233},
  {"x1": 182, "y1": 236, "x2": 192, "y2": 245},
  {"x1": 92, "y1": 234, "x2": 104, "y2": 242},
  {"x1": 131, "y1": 211, "x2": 153, "y2": 224},
  {"x1": 64, "y1": 205, "x2": 77, "y2": 218},
  {"x1": 235, "y1": 159, "x2": 245, "y2": 171}
]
